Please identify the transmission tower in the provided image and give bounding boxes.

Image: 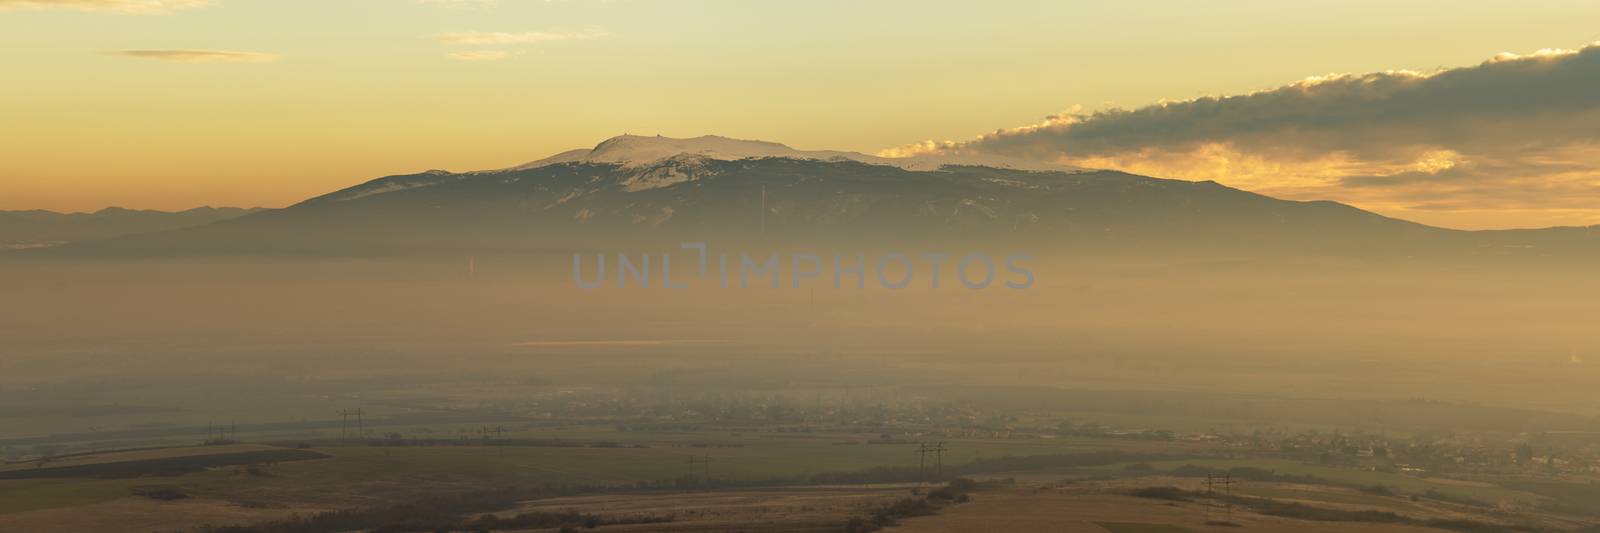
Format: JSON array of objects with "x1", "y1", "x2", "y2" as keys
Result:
[
  {"x1": 917, "y1": 442, "x2": 947, "y2": 484},
  {"x1": 1203, "y1": 473, "x2": 1237, "y2": 523},
  {"x1": 687, "y1": 455, "x2": 712, "y2": 483},
  {"x1": 338, "y1": 409, "x2": 364, "y2": 443}
]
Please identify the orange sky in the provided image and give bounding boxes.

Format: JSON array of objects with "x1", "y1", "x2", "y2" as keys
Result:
[{"x1": 3, "y1": 1, "x2": 1600, "y2": 230}]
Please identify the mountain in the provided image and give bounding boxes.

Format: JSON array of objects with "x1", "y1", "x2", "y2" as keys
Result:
[
  {"x1": 0, "y1": 206, "x2": 264, "y2": 250},
  {"x1": 23, "y1": 135, "x2": 1596, "y2": 259}
]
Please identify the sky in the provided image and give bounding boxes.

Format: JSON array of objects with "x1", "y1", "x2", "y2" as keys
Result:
[{"x1": 2, "y1": 0, "x2": 1599, "y2": 230}]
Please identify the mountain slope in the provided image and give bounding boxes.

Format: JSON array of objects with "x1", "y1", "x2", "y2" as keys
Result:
[{"x1": 39, "y1": 159, "x2": 1449, "y2": 257}]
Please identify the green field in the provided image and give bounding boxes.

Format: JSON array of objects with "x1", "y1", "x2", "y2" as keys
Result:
[
  {"x1": 0, "y1": 478, "x2": 143, "y2": 514},
  {"x1": 1232, "y1": 485, "x2": 1412, "y2": 511},
  {"x1": 1090, "y1": 458, "x2": 1542, "y2": 505},
  {"x1": 0, "y1": 425, "x2": 1565, "y2": 528},
  {"x1": 0, "y1": 427, "x2": 1183, "y2": 516},
  {"x1": 1094, "y1": 522, "x2": 1193, "y2": 533}
]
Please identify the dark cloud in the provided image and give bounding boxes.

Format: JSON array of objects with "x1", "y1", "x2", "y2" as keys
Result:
[
  {"x1": 890, "y1": 44, "x2": 1600, "y2": 229},
  {"x1": 969, "y1": 45, "x2": 1600, "y2": 163}
]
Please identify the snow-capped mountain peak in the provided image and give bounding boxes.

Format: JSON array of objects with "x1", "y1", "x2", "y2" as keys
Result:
[
  {"x1": 304, "y1": 134, "x2": 1094, "y2": 205},
  {"x1": 505, "y1": 134, "x2": 1084, "y2": 173},
  {"x1": 507, "y1": 134, "x2": 881, "y2": 171}
]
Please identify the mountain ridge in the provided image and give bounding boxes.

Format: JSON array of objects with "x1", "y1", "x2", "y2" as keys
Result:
[
  {"x1": 27, "y1": 159, "x2": 1465, "y2": 257},
  {"x1": 0, "y1": 206, "x2": 265, "y2": 249},
  {"x1": 9, "y1": 135, "x2": 1596, "y2": 259}
]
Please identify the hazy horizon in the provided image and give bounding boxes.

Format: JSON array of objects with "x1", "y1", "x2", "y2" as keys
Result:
[{"x1": 5, "y1": 4, "x2": 1600, "y2": 533}]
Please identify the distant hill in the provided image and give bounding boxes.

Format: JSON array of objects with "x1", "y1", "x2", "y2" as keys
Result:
[
  {"x1": 20, "y1": 135, "x2": 1596, "y2": 259},
  {"x1": 0, "y1": 206, "x2": 264, "y2": 250}
]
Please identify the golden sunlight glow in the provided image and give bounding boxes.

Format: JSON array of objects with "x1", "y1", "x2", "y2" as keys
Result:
[{"x1": 3, "y1": 1, "x2": 1600, "y2": 231}]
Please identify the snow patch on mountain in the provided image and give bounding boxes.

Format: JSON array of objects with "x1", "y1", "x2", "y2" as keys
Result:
[{"x1": 616, "y1": 154, "x2": 717, "y2": 192}]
